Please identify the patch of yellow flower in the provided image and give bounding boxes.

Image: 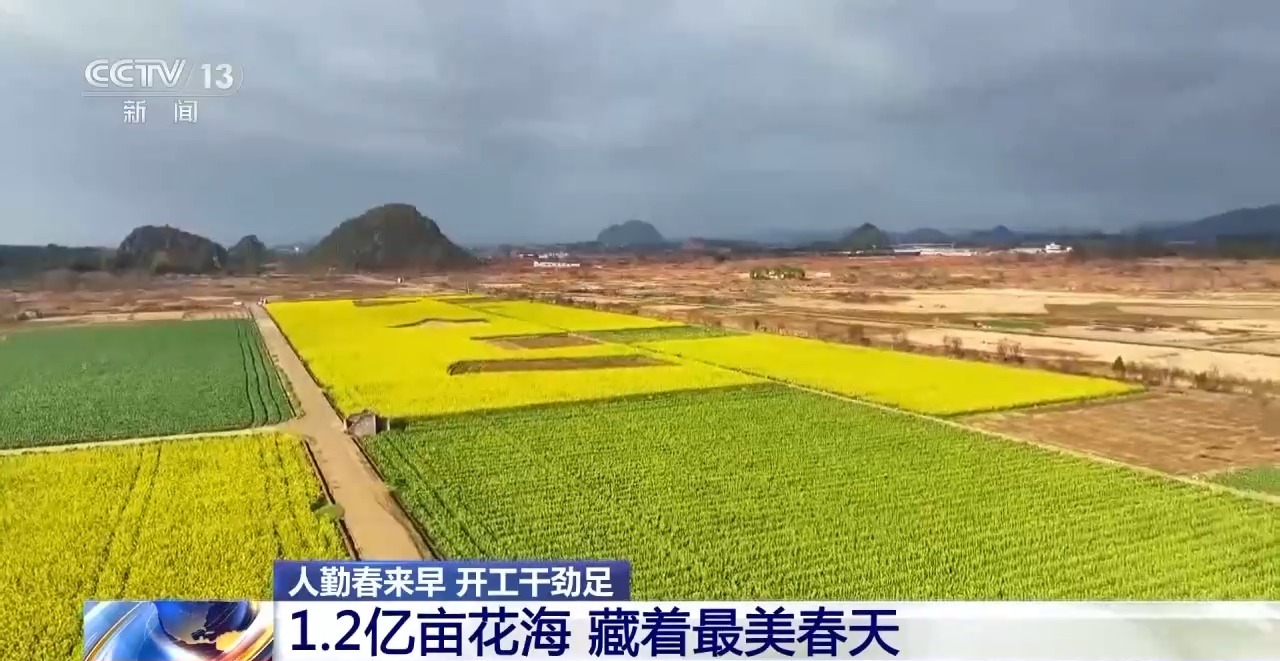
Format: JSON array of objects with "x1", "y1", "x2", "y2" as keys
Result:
[
  {"x1": 466, "y1": 300, "x2": 682, "y2": 331},
  {"x1": 644, "y1": 333, "x2": 1138, "y2": 415},
  {"x1": 0, "y1": 433, "x2": 345, "y2": 658},
  {"x1": 268, "y1": 298, "x2": 757, "y2": 418}
]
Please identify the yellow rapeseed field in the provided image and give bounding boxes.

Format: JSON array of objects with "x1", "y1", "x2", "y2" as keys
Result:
[
  {"x1": 644, "y1": 333, "x2": 1138, "y2": 415},
  {"x1": 0, "y1": 433, "x2": 346, "y2": 660},
  {"x1": 268, "y1": 298, "x2": 757, "y2": 417},
  {"x1": 466, "y1": 300, "x2": 682, "y2": 331}
]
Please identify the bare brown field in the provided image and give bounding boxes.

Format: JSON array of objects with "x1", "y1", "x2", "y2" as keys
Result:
[
  {"x1": 964, "y1": 391, "x2": 1280, "y2": 476},
  {"x1": 468, "y1": 256, "x2": 1280, "y2": 389},
  {"x1": 1211, "y1": 338, "x2": 1280, "y2": 355},
  {"x1": 475, "y1": 253, "x2": 1280, "y2": 295},
  {"x1": 1, "y1": 272, "x2": 422, "y2": 322}
]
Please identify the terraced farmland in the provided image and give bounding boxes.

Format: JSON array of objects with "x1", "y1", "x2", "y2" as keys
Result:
[
  {"x1": 0, "y1": 319, "x2": 292, "y2": 449},
  {"x1": 644, "y1": 333, "x2": 1138, "y2": 415},
  {"x1": 367, "y1": 385, "x2": 1280, "y2": 600},
  {"x1": 268, "y1": 298, "x2": 757, "y2": 418},
  {"x1": 0, "y1": 433, "x2": 347, "y2": 660}
]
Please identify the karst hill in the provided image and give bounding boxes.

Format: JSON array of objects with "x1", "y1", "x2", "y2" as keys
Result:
[
  {"x1": 307, "y1": 203, "x2": 478, "y2": 271},
  {"x1": 597, "y1": 220, "x2": 666, "y2": 248},
  {"x1": 115, "y1": 225, "x2": 229, "y2": 274}
]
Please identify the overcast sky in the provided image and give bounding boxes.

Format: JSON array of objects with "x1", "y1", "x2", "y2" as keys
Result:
[{"x1": 2, "y1": 0, "x2": 1278, "y2": 246}]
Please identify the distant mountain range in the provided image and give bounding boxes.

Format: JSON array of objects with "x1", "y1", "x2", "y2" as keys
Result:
[
  {"x1": 430, "y1": 204, "x2": 1280, "y2": 259},
  {"x1": 0, "y1": 203, "x2": 478, "y2": 281},
  {"x1": 713, "y1": 204, "x2": 1280, "y2": 249},
  {"x1": 1146, "y1": 204, "x2": 1280, "y2": 243},
  {"x1": 3, "y1": 202, "x2": 1277, "y2": 281}
]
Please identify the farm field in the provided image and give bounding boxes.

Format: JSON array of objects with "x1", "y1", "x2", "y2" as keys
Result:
[
  {"x1": 366, "y1": 384, "x2": 1280, "y2": 600},
  {"x1": 0, "y1": 433, "x2": 347, "y2": 661},
  {"x1": 582, "y1": 325, "x2": 742, "y2": 343},
  {"x1": 966, "y1": 391, "x2": 1280, "y2": 475},
  {"x1": 463, "y1": 300, "x2": 682, "y2": 331},
  {"x1": 1212, "y1": 466, "x2": 1280, "y2": 496},
  {"x1": 0, "y1": 319, "x2": 291, "y2": 449},
  {"x1": 643, "y1": 333, "x2": 1138, "y2": 415},
  {"x1": 268, "y1": 298, "x2": 758, "y2": 418}
]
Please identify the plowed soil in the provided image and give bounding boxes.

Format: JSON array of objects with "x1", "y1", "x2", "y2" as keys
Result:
[{"x1": 965, "y1": 391, "x2": 1280, "y2": 476}]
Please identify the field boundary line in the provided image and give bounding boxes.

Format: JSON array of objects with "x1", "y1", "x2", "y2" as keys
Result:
[
  {"x1": 392, "y1": 382, "x2": 768, "y2": 430},
  {"x1": 958, "y1": 389, "x2": 1162, "y2": 418},
  {"x1": 0, "y1": 425, "x2": 281, "y2": 457},
  {"x1": 1195, "y1": 466, "x2": 1241, "y2": 480}
]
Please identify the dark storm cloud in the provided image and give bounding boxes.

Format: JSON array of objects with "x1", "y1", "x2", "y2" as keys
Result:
[{"x1": 2, "y1": 0, "x2": 1278, "y2": 245}]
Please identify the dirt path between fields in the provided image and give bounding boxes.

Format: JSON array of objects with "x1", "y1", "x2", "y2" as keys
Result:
[
  {"x1": 250, "y1": 304, "x2": 429, "y2": 560},
  {"x1": 0, "y1": 426, "x2": 281, "y2": 457}
]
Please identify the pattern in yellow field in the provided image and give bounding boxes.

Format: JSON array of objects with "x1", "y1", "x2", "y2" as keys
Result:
[
  {"x1": 644, "y1": 333, "x2": 1138, "y2": 415},
  {"x1": 464, "y1": 300, "x2": 682, "y2": 331},
  {"x1": 268, "y1": 298, "x2": 759, "y2": 418}
]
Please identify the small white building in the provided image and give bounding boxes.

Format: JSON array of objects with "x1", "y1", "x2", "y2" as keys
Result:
[
  {"x1": 1007, "y1": 243, "x2": 1073, "y2": 255},
  {"x1": 919, "y1": 247, "x2": 975, "y2": 256}
]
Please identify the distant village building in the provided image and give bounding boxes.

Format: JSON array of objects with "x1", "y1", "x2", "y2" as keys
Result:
[
  {"x1": 1008, "y1": 243, "x2": 1073, "y2": 255},
  {"x1": 893, "y1": 243, "x2": 976, "y2": 256},
  {"x1": 533, "y1": 261, "x2": 582, "y2": 268}
]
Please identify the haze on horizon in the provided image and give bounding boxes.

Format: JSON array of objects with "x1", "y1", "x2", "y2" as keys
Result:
[{"x1": 2, "y1": 0, "x2": 1278, "y2": 247}]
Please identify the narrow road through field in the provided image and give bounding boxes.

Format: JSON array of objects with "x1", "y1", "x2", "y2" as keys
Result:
[{"x1": 250, "y1": 304, "x2": 429, "y2": 560}]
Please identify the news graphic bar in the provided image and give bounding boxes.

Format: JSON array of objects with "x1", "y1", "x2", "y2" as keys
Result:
[
  {"x1": 271, "y1": 601, "x2": 1280, "y2": 661},
  {"x1": 274, "y1": 560, "x2": 632, "y2": 601}
]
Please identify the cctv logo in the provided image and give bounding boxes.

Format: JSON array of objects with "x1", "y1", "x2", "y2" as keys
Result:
[
  {"x1": 84, "y1": 59, "x2": 189, "y2": 90},
  {"x1": 83, "y1": 60, "x2": 240, "y2": 97}
]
